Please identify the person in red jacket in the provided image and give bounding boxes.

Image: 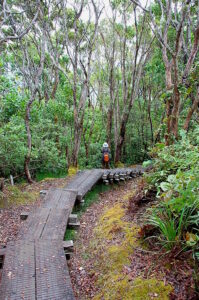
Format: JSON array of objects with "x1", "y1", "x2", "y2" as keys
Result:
[{"x1": 101, "y1": 142, "x2": 111, "y2": 169}]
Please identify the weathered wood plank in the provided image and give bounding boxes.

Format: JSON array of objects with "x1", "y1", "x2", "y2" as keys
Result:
[
  {"x1": 41, "y1": 208, "x2": 70, "y2": 240},
  {"x1": 0, "y1": 240, "x2": 35, "y2": 300},
  {"x1": 35, "y1": 240, "x2": 75, "y2": 300}
]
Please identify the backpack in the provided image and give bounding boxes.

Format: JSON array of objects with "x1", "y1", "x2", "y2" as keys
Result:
[{"x1": 103, "y1": 152, "x2": 109, "y2": 162}]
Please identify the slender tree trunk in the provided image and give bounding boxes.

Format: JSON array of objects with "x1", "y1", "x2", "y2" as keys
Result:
[
  {"x1": 107, "y1": 107, "x2": 113, "y2": 148},
  {"x1": 115, "y1": 113, "x2": 128, "y2": 163},
  {"x1": 114, "y1": 95, "x2": 119, "y2": 161},
  {"x1": 0, "y1": 178, "x2": 4, "y2": 192},
  {"x1": 51, "y1": 68, "x2": 59, "y2": 99},
  {"x1": 24, "y1": 99, "x2": 34, "y2": 183},
  {"x1": 164, "y1": 63, "x2": 173, "y2": 145},
  {"x1": 170, "y1": 58, "x2": 180, "y2": 139},
  {"x1": 148, "y1": 88, "x2": 154, "y2": 143},
  {"x1": 154, "y1": 111, "x2": 166, "y2": 143},
  {"x1": 71, "y1": 121, "x2": 81, "y2": 168},
  {"x1": 184, "y1": 89, "x2": 199, "y2": 131}
]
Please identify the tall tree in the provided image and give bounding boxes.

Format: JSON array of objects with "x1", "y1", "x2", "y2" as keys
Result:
[
  {"x1": 131, "y1": 0, "x2": 199, "y2": 144},
  {"x1": 114, "y1": 2, "x2": 151, "y2": 163},
  {"x1": 46, "y1": 0, "x2": 102, "y2": 167},
  {"x1": 10, "y1": 5, "x2": 46, "y2": 183}
]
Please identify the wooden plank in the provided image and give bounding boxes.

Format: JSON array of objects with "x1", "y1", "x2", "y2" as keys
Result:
[
  {"x1": 20, "y1": 208, "x2": 50, "y2": 240},
  {"x1": 35, "y1": 240, "x2": 75, "y2": 300},
  {"x1": 65, "y1": 171, "x2": 92, "y2": 190},
  {"x1": 41, "y1": 208, "x2": 70, "y2": 240},
  {"x1": 0, "y1": 240, "x2": 35, "y2": 300},
  {"x1": 42, "y1": 188, "x2": 63, "y2": 208},
  {"x1": 77, "y1": 170, "x2": 103, "y2": 200},
  {"x1": 57, "y1": 190, "x2": 76, "y2": 210}
]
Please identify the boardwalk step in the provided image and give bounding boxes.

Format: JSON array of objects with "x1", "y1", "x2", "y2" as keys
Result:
[
  {"x1": 68, "y1": 220, "x2": 80, "y2": 230},
  {"x1": 40, "y1": 189, "x2": 47, "y2": 195},
  {"x1": 0, "y1": 248, "x2": 6, "y2": 268},
  {"x1": 63, "y1": 240, "x2": 74, "y2": 253},
  {"x1": 104, "y1": 180, "x2": 109, "y2": 185},
  {"x1": 20, "y1": 211, "x2": 29, "y2": 220},
  {"x1": 68, "y1": 214, "x2": 78, "y2": 223}
]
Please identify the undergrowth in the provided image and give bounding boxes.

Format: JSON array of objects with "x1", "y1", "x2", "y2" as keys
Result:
[
  {"x1": 88, "y1": 190, "x2": 172, "y2": 299},
  {"x1": 36, "y1": 171, "x2": 67, "y2": 181},
  {"x1": 0, "y1": 185, "x2": 37, "y2": 208},
  {"x1": 65, "y1": 228, "x2": 77, "y2": 241},
  {"x1": 142, "y1": 128, "x2": 199, "y2": 255}
]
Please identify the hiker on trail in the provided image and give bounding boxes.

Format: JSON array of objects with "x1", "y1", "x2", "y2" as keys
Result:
[{"x1": 102, "y1": 142, "x2": 111, "y2": 169}]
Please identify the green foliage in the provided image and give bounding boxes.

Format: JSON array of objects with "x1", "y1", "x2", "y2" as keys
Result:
[
  {"x1": 145, "y1": 126, "x2": 199, "y2": 251},
  {"x1": 64, "y1": 228, "x2": 76, "y2": 241},
  {"x1": 36, "y1": 171, "x2": 67, "y2": 181}
]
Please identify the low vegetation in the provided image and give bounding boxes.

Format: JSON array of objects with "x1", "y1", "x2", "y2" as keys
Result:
[
  {"x1": 143, "y1": 127, "x2": 199, "y2": 255},
  {"x1": 0, "y1": 185, "x2": 37, "y2": 208},
  {"x1": 87, "y1": 189, "x2": 173, "y2": 300}
]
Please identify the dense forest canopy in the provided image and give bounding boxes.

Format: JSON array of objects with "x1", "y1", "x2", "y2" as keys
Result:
[{"x1": 0, "y1": 0, "x2": 198, "y2": 183}]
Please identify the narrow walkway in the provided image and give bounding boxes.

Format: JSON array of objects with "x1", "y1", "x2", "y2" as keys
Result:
[{"x1": 0, "y1": 167, "x2": 143, "y2": 300}]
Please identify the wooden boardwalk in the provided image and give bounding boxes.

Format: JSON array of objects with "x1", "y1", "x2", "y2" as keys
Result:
[{"x1": 0, "y1": 167, "x2": 143, "y2": 300}]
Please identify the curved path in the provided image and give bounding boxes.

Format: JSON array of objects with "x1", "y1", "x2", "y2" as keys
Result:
[{"x1": 0, "y1": 167, "x2": 143, "y2": 300}]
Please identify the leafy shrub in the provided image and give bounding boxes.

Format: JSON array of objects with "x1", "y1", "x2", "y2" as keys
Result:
[{"x1": 144, "y1": 127, "x2": 199, "y2": 252}]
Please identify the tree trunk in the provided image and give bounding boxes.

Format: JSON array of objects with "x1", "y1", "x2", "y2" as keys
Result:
[
  {"x1": 170, "y1": 58, "x2": 180, "y2": 139},
  {"x1": 24, "y1": 100, "x2": 34, "y2": 184},
  {"x1": 148, "y1": 88, "x2": 154, "y2": 143},
  {"x1": 164, "y1": 63, "x2": 173, "y2": 145},
  {"x1": 107, "y1": 107, "x2": 113, "y2": 149},
  {"x1": 65, "y1": 145, "x2": 69, "y2": 168},
  {"x1": 85, "y1": 143, "x2": 89, "y2": 167},
  {"x1": 114, "y1": 96, "x2": 119, "y2": 161},
  {"x1": 184, "y1": 89, "x2": 199, "y2": 131},
  {"x1": 0, "y1": 178, "x2": 4, "y2": 192},
  {"x1": 115, "y1": 114, "x2": 128, "y2": 163},
  {"x1": 71, "y1": 118, "x2": 83, "y2": 168}
]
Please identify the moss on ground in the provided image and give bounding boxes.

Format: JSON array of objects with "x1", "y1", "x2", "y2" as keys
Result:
[
  {"x1": 68, "y1": 166, "x2": 78, "y2": 176},
  {"x1": 115, "y1": 161, "x2": 124, "y2": 168},
  {"x1": 0, "y1": 185, "x2": 37, "y2": 208},
  {"x1": 88, "y1": 190, "x2": 173, "y2": 300}
]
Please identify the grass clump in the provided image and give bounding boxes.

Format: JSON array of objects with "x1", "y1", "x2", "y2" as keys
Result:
[
  {"x1": 0, "y1": 185, "x2": 37, "y2": 208},
  {"x1": 64, "y1": 228, "x2": 77, "y2": 241}
]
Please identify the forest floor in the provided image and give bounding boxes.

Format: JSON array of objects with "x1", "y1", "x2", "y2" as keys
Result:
[
  {"x1": 0, "y1": 176, "x2": 197, "y2": 299},
  {"x1": 0, "y1": 177, "x2": 70, "y2": 246},
  {"x1": 69, "y1": 179, "x2": 197, "y2": 300}
]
